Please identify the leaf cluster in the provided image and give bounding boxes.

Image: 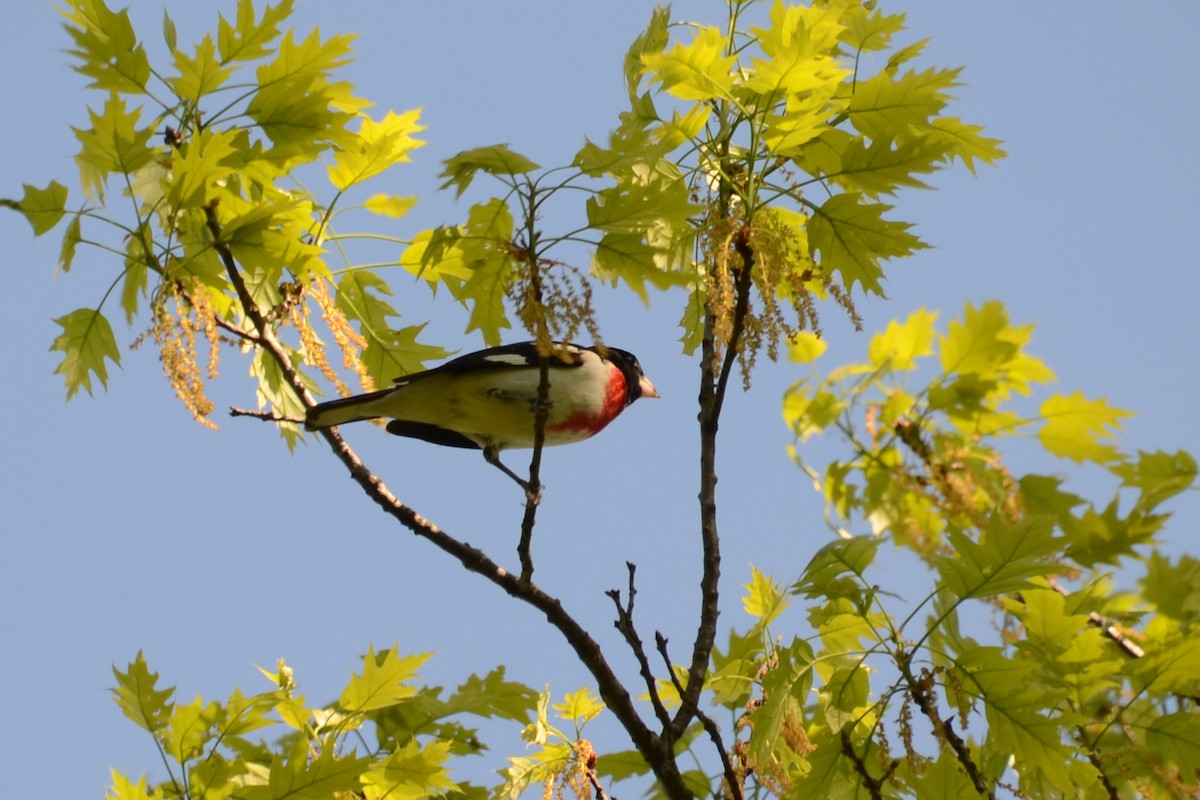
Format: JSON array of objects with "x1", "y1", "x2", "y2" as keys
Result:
[
  {"x1": 12, "y1": 0, "x2": 445, "y2": 441},
  {"x1": 607, "y1": 0, "x2": 1005, "y2": 374},
  {"x1": 106, "y1": 647, "x2": 539, "y2": 800},
  {"x1": 684, "y1": 300, "x2": 1200, "y2": 798}
]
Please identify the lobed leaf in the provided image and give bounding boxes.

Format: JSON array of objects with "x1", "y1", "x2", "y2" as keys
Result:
[
  {"x1": 807, "y1": 191, "x2": 925, "y2": 295},
  {"x1": 933, "y1": 515, "x2": 1063, "y2": 601},
  {"x1": 111, "y1": 651, "x2": 175, "y2": 735},
  {"x1": 15, "y1": 181, "x2": 69, "y2": 236},
  {"x1": 72, "y1": 93, "x2": 156, "y2": 200},
  {"x1": 59, "y1": 0, "x2": 151, "y2": 94},
  {"x1": 51, "y1": 307, "x2": 121, "y2": 399},
  {"x1": 867, "y1": 307, "x2": 937, "y2": 370},
  {"x1": 328, "y1": 109, "x2": 425, "y2": 191},
  {"x1": 360, "y1": 740, "x2": 458, "y2": 800},
  {"x1": 742, "y1": 566, "x2": 789, "y2": 626},
  {"x1": 241, "y1": 738, "x2": 368, "y2": 800},
  {"x1": 848, "y1": 66, "x2": 961, "y2": 143},
  {"x1": 169, "y1": 34, "x2": 235, "y2": 100},
  {"x1": 339, "y1": 644, "x2": 431, "y2": 714},
  {"x1": 217, "y1": 0, "x2": 294, "y2": 63},
  {"x1": 1038, "y1": 391, "x2": 1131, "y2": 464},
  {"x1": 439, "y1": 145, "x2": 539, "y2": 197},
  {"x1": 640, "y1": 25, "x2": 736, "y2": 102}
]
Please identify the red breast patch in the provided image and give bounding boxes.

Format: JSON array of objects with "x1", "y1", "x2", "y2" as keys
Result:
[{"x1": 548, "y1": 364, "x2": 628, "y2": 438}]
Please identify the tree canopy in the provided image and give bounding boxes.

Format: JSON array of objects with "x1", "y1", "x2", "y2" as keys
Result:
[{"x1": 4, "y1": 1, "x2": 1198, "y2": 799}]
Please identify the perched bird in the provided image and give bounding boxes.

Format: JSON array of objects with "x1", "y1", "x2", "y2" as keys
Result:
[{"x1": 305, "y1": 341, "x2": 659, "y2": 487}]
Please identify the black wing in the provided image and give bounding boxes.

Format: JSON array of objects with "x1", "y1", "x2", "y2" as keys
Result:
[{"x1": 391, "y1": 341, "x2": 586, "y2": 386}]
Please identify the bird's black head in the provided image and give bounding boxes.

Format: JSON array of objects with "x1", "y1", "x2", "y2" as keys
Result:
[{"x1": 596, "y1": 346, "x2": 660, "y2": 403}]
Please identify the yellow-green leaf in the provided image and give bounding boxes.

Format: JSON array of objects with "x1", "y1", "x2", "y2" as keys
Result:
[
  {"x1": 339, "y1": 645, "x2": 430, "y2": 714},
  {"x1": 848, "y1": 66, "x2": 960, "y2": 143},
  {"x1": 1038, "y1": 391, "x2": 1131, "y2": 464},
  {"x1": 592, "y1": 231, "x2": 690, "y2": 302},
  {"x1": 867, "y1": 307, "x2": 936, "y2": 370},
  {"x1": 165, "y1": 695, "x2": 219, "y2": 762},
  {"x1": 793, "y1": 536, "x2": 879, "y2": 600},
  {"x1": 166, "y1": 128, "x2": 241, "y2": 209},
  {"x1": 461, "y1": 252, "x2": 512, "y2": 347},
  {"x1": 110, "y1": 651, "x2": 174, "y2": 735},
  {"x1": 246, "y1": 29, "x2": 358, "y2": 159},
  {"x1": 840, "y1": 4, "x2": 906, "y2": 53},
  {"x1": 361, "y1": 740, "x2": 458, "y2": 800},
  {"x1": 1142, "y1": 551, "x2": 1200, "y2": 623},
  {"x1": 783, "y1": 381, "x2": 844, "y2": 442},
  {"x1": 106, "y1": 769, "x2": 160, "y2": 800},
  {"x1": 363, "y1": 193, "x2": 418, "y2": 219},
  {"x1": 808, "y1": 192, "x2": 925, "y2": 295},
  {"x1": 241, "y1": 738, "x2": 368, "y2": 800},
  {"x1": 553, "y1": 687, "x2": 605, "y2": 726},
  {"x1": 170, "y1": 34, "x2": 235, "y2": 100},
  {"x1": 73, "y1": 93, "x2": 156, "y2": 200},
  {"x1": 742, "y1": 566, "x2": 789, "y2": 625},
  {"x1": 828, "y1": 135, "x2": 945, "y2": 198},
  {"x1": 641, "y1": 25, "x2": 736, "y2": 102},
  {"x1": 217, "y1": 0, "x2": 294, "y2": 63},
  {"x1": 928, "y1": 116, "x2": 1006, "y2": 176},
  {"x1": 16, "y1": 181, "x2": 69, "y2": 236},
  {"x1": 745, "y1": 1, "x2": 848, "y2": 97},
  {"x1": 400, "y1": 227, "x2": 473, "y2": 284},
  {"x1": 58, "y1": 215, "x2": 83, "y2": 272},
  {"x1": 439, "y1": 144, "x2": 539, "y2": 197},
  {"x1": 328, "y1": 109, "x2": 425, "y2": 190},
  {"x1": 336, "y1": 271, "x2": 451, "y2": 385},
  {"x1": 934, "y1": 515, "x2": 1062, "y2": 601},
  {"x1": 787, "y1": 330, "x2": 827, "y2": 363},
  {"x1": 162, "y1": 9, "x2": 177, "y2": 51},
  {"x1": 60, "y1": 0, "x2": 151, "y2": 94},
  {"x1": 249, "y1": 347, "x2": 307, "y2": 449},
  {"x1": 623, "y1": 6, "x2": 670, "y2": 97},
  {"x1": 52, "y1": 308, "x2": 121, "y2": 399},
  {"x1": 938, "y1": 300, "x2": 1022, "y2": 380},
  {"x1": 1145, "y1": 712, "x2": 1200, "y2": 774}
]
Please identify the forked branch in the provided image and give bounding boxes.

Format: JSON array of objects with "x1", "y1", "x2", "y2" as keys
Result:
[{"x1": 204, "y1": 203, "x2": 696, "y2": 799}]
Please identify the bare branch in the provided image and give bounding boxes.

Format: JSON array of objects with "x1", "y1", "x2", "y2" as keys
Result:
[
  {"x1": 899, "y1": 653, "x2": 994, "y2": 799},
  {"x1": 228, "y1": 406, "x2": 302, "y2": 424},
  {"x1": 517, "y1": 355, "x2": 551, "y2": 582},
  {"x1": 677, "y1": 224, "x2": 756, "y2": 737},
  {"x1": 657, "y1": 632, "x2": 743, "y2": 800},
  {"x1": 606, "y1": 563, "x2": 673, "y2": 732},
  {"x1": 838, "y1": 728, "x2": 893, "y2": 800}
]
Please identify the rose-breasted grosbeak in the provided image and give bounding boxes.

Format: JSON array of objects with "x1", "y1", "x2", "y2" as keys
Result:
[{"x1": 305, "y1": 342, "x2": 658, "y2": 486}]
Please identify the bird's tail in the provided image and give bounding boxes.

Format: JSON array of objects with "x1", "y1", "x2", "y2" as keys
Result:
[{"x1": 305, "y1": 387, "x2": 396, "y2": 431}]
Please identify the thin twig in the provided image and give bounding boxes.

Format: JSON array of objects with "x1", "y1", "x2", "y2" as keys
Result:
[
  {"x1": 656, "y1": 632, "x2": 742, "y2": 800},
  {"x1": 228, "y1": 406, "x2": 302, "y2": 424},
  {"x1": 517, "y1": 215, "x2": 549, "y2": 582},
  {"x1": 576, "y1": 740, "x2": 612, "y2": 800},
  {"x1": 517, "y1": 353, "x2": 550, "y2": 582},
  {"x1": 605, "y1": 563, "x2": 673, "y2": 732},
  {"x1": 211, "y1": 315, "x2": 260, "y2": 343},
  {"x1": 838, "y1": 729, "x2": 890, "y2": 800},
  {"x1": 899, "y1": 653, "x2": 993, "y2": 799}
]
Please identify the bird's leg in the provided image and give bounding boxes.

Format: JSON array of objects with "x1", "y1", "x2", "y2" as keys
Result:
[{"x1": 483, "y1": 446, "x2": 541, "y2": 503}]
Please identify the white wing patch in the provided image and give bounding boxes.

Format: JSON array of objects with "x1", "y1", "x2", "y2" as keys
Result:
[{"x1": 482, "y1": 353, "x2": 534, "y2": 366}]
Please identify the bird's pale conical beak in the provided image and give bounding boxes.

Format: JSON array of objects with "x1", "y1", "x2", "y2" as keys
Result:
[{"x1": 640, "y1": 375, "x2": 661, "y2": 399}]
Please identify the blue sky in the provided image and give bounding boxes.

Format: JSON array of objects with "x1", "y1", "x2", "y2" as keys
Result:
[{"x1": 2, "y1": 2, "x2": 1198, "y2": 797}]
